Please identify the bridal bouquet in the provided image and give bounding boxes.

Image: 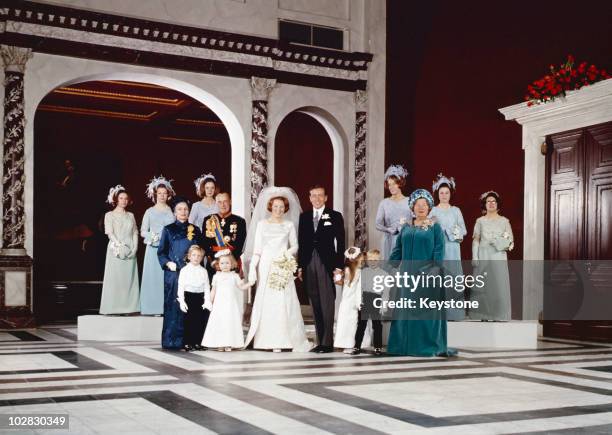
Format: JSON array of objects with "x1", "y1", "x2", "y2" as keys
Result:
[{"x1": 268, "y1": 251, "x2": 298, "y2": 291}]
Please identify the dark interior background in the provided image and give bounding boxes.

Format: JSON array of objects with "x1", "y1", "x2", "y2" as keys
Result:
[
  {"x1": 34, "y1": 81, "x2": 231, "y2": 321},
  {"x1": 386, "y1": 0, "x2": 612, "y2": 262}
]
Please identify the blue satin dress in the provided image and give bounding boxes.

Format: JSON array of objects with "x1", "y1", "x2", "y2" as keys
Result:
[
  {"x1": 157, "y1": 220, "x2": 205, "y2": 349},
  {"x1": 387, "y1": 222, "x2": 456, "y2": 357}
]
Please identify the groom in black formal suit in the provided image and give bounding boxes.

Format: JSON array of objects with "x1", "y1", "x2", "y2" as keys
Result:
[{"x1": 297, "y1": 185, "x2": 345, "y2": 353}]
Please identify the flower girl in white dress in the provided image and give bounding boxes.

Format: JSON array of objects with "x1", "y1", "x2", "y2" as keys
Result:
[
  {"x1": 202, "y1": 250, "x2": 250, "y2": 351},
  {"x1": 334, "y1": 247, "x2": 365, "y2": 354}
]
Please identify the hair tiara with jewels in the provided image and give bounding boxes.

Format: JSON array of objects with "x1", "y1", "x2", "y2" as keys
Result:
[
  {"x1": 479, "y1": 190, "x2": 500, "y2": 201},
  {"x1": 432, "y1": 173, "x2": 456, "y2": 192},
  {"x1": 193, "y1": 173, "x2": 216, "y2": 193},
  {"x1": 344, "y1": 247, "x2": 362, "y2": 260},
  {"x1": 106, "y1": 184, "x2": 125, "y2": 204},
  {"x1": 384, "y1": 164, "x2": 409, "y2": 181},
  {"x1": 214, "y1": 248, "x2": 232, "y2": 259},
  {"x1": 145, "y1": 175, "x2": 175, "y2": 201}
]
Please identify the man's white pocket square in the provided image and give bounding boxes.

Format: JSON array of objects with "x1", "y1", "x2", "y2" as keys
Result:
[{"x1": 323, "y1": 221, "x2": 332, "y2": 226}]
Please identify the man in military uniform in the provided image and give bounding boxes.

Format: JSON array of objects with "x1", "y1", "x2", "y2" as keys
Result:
[{"x1": 202, "y1": 192, "x2": 247, "y2": 279}]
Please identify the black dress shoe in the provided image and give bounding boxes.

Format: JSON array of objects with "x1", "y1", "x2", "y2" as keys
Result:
[
  {"x1": 183, "y1": 344, "x2": 194, "y2": 352},
  {"x1": 194, "y1": 344, "x2": 206, "y2": 351},
  {"x1": 310, "y1": 345, "x2": 321, "y2": 353},
  {"x1": 350, "y1": 348, "x2": 361, "y2": 355},
  {"x1": 316, "y1": 346, "x2": 333, "y2": 353},
  {"x1": 374, "y1": 348, "x2": 383, "y2": 356}
]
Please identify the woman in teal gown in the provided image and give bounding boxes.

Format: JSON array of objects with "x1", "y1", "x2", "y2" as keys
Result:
[{"x1": 387, "y1": 189, "x2": 456, "y2": 357}]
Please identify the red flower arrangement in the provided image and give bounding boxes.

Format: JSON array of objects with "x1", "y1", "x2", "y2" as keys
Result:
[{"x1": 525, "y1": 55, "x2": 610, "y2": 106}]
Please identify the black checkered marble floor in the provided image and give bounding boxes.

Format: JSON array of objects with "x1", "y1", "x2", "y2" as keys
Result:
[{"x1": 1, "y1": 326, "x2": 612, "y2": 434}]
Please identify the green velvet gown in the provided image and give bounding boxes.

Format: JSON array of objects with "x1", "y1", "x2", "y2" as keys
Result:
[{"x1": 387, "y1": 222, "x2": 455, "y2": 356}]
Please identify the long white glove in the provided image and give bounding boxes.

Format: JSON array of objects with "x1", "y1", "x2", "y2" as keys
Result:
[
  {"x1": 167, "y1": 261, "x2": 177, "y2": 272},
  {"x1": 471, "y1": 239, "x2": 480, "y2": 267},
  {"x1": 178, "y1": 298, "x2": 188, "y2": 313},
  {"x1": 248, "y1": 255, "x2": 260, "y2": 286}
]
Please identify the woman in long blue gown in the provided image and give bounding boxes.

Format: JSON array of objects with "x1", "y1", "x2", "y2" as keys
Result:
[
  {"x1": 429, "y1": 174, "x2": 467, "y2": 321},
  {"x1": 140, "y1": 177, "x2": 175, "y2": 315},
  {"x1": 157, "y1": 197, "x2": 205, "y2": 350},
  {"x1": 387, "y1": 189, "x2": 456, "y2": 357}
]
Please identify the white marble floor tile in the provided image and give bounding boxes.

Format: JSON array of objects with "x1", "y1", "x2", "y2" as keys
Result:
[
  {"x1": 204, "y1": 359, "x2": 480, "y2": 378},
  {"x1": 120, "y1": 346, "x2": 206, "y2": 370},
  {"x1": 170, "y1": 383, "x2": 333, "y2": 434},
  {"x1": 330, "y1": 376, "x2": 612, "y2": 417},
  {"x1": 463, "y1": 347, "x2": 612, "y2": 359},
  {"x1": 27, "y1": 329, "x2": 73, "y2": 343},
  {"x1": 0, "y1": 332, "x2": 21, "y2": 341},
  {"x1": 0, "y1": 383, "x2": 188, "y2": 400},
  {"x1": 0, "y1": 353, "x2": 77, "y2": 371},
  {"x1": 231, "y1": 380, "x2": 421, "y2": 433},
  {"x1": 531, "y1": 360, "x2": 612, "y2": 379},
  {"x1": 0, "y1": 375, "x2": 177, "y2": 390},
  {"x1": 493, "y1": 352, "x2": 612, "y2": 364},
  {"x1": 74, "y1": 348, "x2": 155, "y2": 372},
  {"x1": 0, "y1": 369, "x2": 153, "y2": 381}
]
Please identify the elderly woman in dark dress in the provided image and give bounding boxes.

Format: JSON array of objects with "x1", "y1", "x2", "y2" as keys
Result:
[{"x1": 157, "y1": 197, "x2": 206, "y2": 350}]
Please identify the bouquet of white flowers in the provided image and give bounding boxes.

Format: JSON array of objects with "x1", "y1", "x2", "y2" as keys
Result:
[
  {"x1": 110, "y1": 241, "x2": 130, "y2": 259},
  {"x1": 268, "y1": 251, "x2": 298, "y2": 291},
  {"x1": 493, "y1": 231, "x2": 513, "y2": 252},
  {"x1": 150, "y1": 232, "x2": 160, "y2": 246}
]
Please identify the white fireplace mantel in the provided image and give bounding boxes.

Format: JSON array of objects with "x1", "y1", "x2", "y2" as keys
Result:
[{"x1": 499, "y1": 78, "x2": 612, "y2": 319}]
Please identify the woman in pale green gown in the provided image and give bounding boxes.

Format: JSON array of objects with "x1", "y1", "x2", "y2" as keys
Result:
[
  {"x1": 471, "y1": 191, "x2": 514, "y2": 321},
  {"x1": 99, "y1": 185, "x2": 140, "y2": 315}
]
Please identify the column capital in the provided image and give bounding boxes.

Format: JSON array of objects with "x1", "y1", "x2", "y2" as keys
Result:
[
  {"x1": 250, "y1": 76, "x2": 276, "y2": 101},
  {"x1": 355, "y1": 89, "x2": 368, "y2": 112},
  {"x1": 0, "y1": 45, "x2": 32, "y2": 73}
]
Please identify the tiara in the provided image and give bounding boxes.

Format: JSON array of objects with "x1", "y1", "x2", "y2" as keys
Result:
[
  {"x1": 384, "y1": 164, "x2": 409, "y2": 181},
  {"x1": 214, "y1": 249, "x2": 232, "y2": 259},
  {"x1": 145, "y1": 175, "x2": 175, "y2": 201},
  {"x1": 106, "y1": 184, "x2": 125, "y2": 204},
  {"x1": 193, "y1": 173, "x2": 216, "y2": 193},
  {"x1": 432, "y1": 173, "x2": 456, "y2": 192},
  {"x1": 479, "y1": 190, "x2": 499, "y2": 200},
  {"x1": 344, "y1": 247, "x2": 362, "y2": 260}
]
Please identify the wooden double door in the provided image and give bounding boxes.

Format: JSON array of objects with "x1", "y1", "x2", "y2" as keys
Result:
[{"x1": 545, "y1": 121, "x2": 612, "y2": 341}]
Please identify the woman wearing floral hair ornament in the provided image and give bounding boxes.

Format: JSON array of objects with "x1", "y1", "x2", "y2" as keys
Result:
[
  {"x1": 189, "y1": 173, "x2": 219, "y2": 231},
  {"x1": 139, "y1": 176, "x2": 176, "y2": 315},
  {"x1": 387, "y1": 188, "x2": 456, "y2": 357},
  {"x1": 429, "y1": 173, "x2": 467, "y2": 321},
  {"x1": 470, "y1": 191, "x2": 513, "y2": 321},
  {"x1": 376, "y1": 165, "x2": 412, "y2": 260},
  {"x1": 99, "y1": 185, "x2": 140, "y2": 315}
]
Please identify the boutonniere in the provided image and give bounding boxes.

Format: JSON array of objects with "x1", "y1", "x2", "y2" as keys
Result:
[
  {"x1": 187, "y1": 224, "x2": 195, "y2": 241},
  {"x1": 321, "y1": 213, "x2": 330, "y2": 220}
]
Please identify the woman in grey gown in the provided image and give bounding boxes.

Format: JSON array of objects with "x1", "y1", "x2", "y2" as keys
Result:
[
  {"x1": 471, "y1": 191, "x2": 514, "y2": 321},
  {"x1": 376, "y1": 165, "x2": 412, "y2": 260}
]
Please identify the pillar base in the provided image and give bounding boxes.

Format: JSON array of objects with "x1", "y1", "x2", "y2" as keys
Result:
[{"x1": 0, "y1": 254, "x2": 34, "y2": 329}]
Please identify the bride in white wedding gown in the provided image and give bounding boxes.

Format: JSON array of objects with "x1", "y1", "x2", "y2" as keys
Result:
[{"x1": 244, "y1": 187, "x2": 312, "y2": 352}]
